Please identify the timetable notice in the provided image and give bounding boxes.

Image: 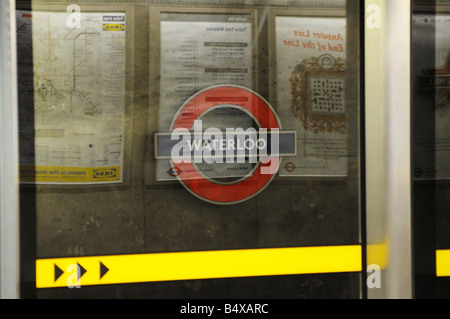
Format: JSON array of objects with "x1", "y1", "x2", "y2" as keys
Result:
[{"x1": 156, "y1": 12, "x2": 254, "y2": 181}]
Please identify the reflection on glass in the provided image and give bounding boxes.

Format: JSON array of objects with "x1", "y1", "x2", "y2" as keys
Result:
[{"x1": 17, "y1": 0, "x2": 362, "y2": 299}]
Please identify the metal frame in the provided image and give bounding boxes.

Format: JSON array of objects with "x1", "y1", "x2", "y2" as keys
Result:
[
  {"x1": 384, "y1": 0, "x2": 412, "y2": 299},
  {"x1": 0, "y1": 0, "x2": 20, "y2": 299},
  {"x1": 364, "y1": 0, "x2": 412, "y2": 299}
]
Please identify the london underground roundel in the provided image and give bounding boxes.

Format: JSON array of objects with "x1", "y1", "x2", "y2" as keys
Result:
[{"x1": 167, "y1": 85, "x2": 286, "y2": 205}]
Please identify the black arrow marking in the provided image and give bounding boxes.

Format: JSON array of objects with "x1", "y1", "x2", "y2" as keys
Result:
[
  {"x1": 100, "y1": 262, "x2": 109, "y2": 279},
  {"x1": 77, "y1": 263, "x2": 87, "y2": 281},
  {"x1": 54, "y1": 264, "x2": 64, "y2": 282}
]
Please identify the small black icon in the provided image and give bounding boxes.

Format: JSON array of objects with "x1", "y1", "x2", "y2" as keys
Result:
[
  {"x1": 54, "y1": 264, "x2": 64, "y2": 282},
  {"x1": 100, "y1": 262, "x2": 109, "y2": 279}
]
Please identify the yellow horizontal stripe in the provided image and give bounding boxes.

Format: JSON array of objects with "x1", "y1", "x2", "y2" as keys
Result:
[
  {"x1": 19, "y1": 165, "x2": 121, "y2": 183},
  {"x1": 436, "y1": 250, "x2": 450, "y2": 277},
  {"x1": 36, "y1": 245, "x2": 362, "y2": 288}
]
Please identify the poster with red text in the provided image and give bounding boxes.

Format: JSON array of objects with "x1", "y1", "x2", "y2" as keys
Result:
[{"x1": 274, "y1": 16, "x2": 348, "y2": 177}]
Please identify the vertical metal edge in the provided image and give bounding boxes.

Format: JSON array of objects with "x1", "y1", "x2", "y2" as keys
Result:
[
  {"x1": 0, "y1": 0, "x2": 20, "y2": 299},
  {"x1": 364, "y1": 0, "x2": 387, "y2": 299},
  {"x1": 365, "y1": 0, "x2": 413, "y2": 299},
  {"x1": 384, "y1": 0, "x2": 412, "y2": 299},
  {"x1": 358, "y1": 0, "x2": 368, "y2": 300}
]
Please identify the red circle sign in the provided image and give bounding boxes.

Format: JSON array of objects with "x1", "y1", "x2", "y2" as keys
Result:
[{"x1": 170, "y1": 85, "x2": 281, "y2": 205}]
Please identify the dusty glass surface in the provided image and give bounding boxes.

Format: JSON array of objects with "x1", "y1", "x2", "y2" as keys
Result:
[
  {"x1": 412, "y1": 0, "x2": 450, "y2": 299},
  {"x1": 16, "y1": 0, "x2": 362, "y2": 299}
]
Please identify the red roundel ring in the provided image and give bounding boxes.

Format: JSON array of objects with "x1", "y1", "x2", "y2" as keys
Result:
[{"x1": 169, "y1": 85, "x2": 281, "y2": 205}]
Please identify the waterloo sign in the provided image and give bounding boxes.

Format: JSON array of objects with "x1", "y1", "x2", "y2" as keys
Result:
[{"x1": 154, "y1": 85, "x2": 296, "y2": 205}]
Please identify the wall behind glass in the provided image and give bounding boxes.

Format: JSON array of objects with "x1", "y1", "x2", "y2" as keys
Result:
[{"x1": 16, "y1": 0, "x2": 363, "y2": 299}]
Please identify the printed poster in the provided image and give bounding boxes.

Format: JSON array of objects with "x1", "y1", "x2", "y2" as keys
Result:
[
  {"x1": 16, "y1": 10, "x2": 127, "y2": 184},
  {"x1": 274, "y1": 16, "x2": 348, "y2": 177},
  {"x1": 157, "y1": 12, "x2": 255, "y2": 181}
]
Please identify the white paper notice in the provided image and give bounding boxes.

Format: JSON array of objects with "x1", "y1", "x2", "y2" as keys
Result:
[
  {"x1": 157, "y1": 12, "x2": 255, "y2": 181},
  {"x1": 275, "y1": 16, "x2": 348, "y2": 177},
  {"x1": 17, "y1": 11, "x2": 126, "y2": 184}
]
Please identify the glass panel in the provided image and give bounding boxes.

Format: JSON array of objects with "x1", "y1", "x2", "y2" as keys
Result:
[
  {"x1": 16, "y1": 0, "x2": 362, "y2": 299},
  {"x1": 412, "y1": 0, "x2": 450, "y2": 298}
]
